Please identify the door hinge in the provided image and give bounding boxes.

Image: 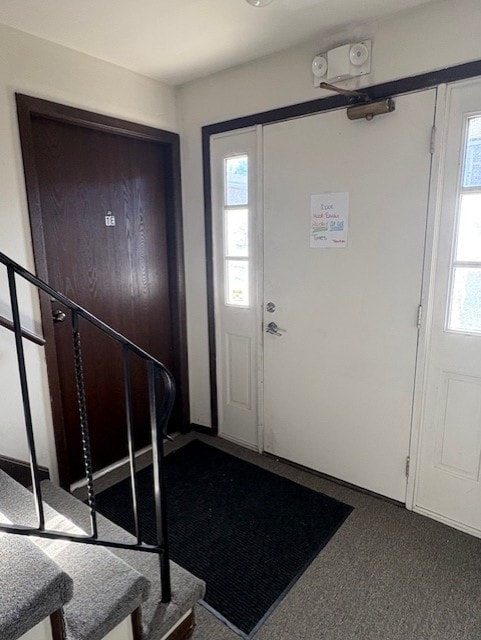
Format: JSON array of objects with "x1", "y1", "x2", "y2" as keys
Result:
[
  {"x1": 405, "y1": 456, "x2": 411, "y2": 477},
  {"x1": 430, "y1": 125, "x2": 436, "y2": 155},
  {"x1": 417, "y1": 304, "x2": 423, "y2": 329}
]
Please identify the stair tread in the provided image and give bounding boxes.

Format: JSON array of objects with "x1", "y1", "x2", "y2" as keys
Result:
[
  {"x1": 0, "y1": 533, "x2": 73, "y2": 640},
  {"x1": 41, "y1": 479, "x2": 206, "y2": 640},
  {"x1": 0, "y1": 470, "x2": 150, "y2": 640}
]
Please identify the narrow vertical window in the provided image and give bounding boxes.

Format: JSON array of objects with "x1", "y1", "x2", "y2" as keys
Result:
[
  {"x1": 224, "y1": 156, "x2": 249, "y2": 306},
  {"x1": 447, "y1": 115, "x2": 481, "y2": 333}
]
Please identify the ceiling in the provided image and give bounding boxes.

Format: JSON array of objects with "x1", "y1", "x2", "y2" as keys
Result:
[{"x1": 0, "y1": 0, "x2": 434, "y2": 85}]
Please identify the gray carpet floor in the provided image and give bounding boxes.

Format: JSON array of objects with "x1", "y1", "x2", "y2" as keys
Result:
[{"x1": 171, "y1": 434, "x2": 481, "y2": 640}]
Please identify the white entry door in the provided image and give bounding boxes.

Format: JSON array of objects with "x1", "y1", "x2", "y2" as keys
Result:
[
  {"x1": 415, "y1": 80, "x2": 481, "y2": 535},
  {"x1": 263, "y1": 90, "x2": 436, "y2": 501}
]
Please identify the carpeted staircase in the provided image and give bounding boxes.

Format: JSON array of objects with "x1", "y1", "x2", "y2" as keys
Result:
[{"x1": 0, "y1": 469, "x2": 205, "y2": 640}]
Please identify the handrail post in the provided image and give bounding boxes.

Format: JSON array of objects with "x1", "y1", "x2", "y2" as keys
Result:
[
  {"x1": 71, "y1": 309, "x2": 98, "y2": 539},
  {"x1": 6, "y1": 265, "x2": 45, "y2": 530},
  {"x1": 148, "y1": 361, "x2": 171, "y2": 603},
  {"x1": 123, "y1": 345, "x2": 142, "y2": 544}
]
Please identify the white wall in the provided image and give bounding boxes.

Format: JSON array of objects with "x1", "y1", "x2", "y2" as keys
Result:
[
  {"x1": 178, "y1": 0, "x2": 481, "y2": 427},
  {"x1": 0, "y1": 23, "x2": 177, "y2": 478}
]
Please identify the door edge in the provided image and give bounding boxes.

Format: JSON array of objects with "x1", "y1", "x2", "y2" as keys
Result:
[{"x1": 406, "y1": 84, "x2": 448, "y2": 510}]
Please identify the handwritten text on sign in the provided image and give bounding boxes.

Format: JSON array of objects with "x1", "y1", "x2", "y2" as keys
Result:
[{"x1": 310, "y1": 192, "x2": 349, "y2": 248}]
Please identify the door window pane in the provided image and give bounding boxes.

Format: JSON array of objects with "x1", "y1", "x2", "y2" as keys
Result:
[
  {"x1": 225, "y1": 156, "x2": 248, "y2": 206},
  {"x1": 447, "y1": 113, "x2": 481, "y2": 334},
  {"x1": 226, "y1": 208, "x2": 248, "y2": 257},
  {"x1": 448, "y1": 267, "x2": 481, "y2": 333},
  {"x1": 226, "y1": 260, "x2": 249, "y2": 306},
  {"x1": 462, "y1": 116, "x2": 481, "y2": 188},
  {"x1": 456, "y1": 194, "x2": 481, "y2": 262},
  {"x1": 223, "y1": 154, "x2": 250, "y2": 307}
]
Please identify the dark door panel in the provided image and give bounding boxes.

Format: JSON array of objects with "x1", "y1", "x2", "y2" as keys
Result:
[{"x1": 17, "y1": 95, "x2": 188, "y2": 485}]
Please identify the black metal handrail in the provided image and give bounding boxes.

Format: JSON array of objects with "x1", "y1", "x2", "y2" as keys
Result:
[{"x1": 0, "y1": 251, "x2": 175, "y2": 602}]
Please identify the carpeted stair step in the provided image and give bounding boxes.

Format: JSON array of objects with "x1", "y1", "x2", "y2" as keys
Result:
[
  {"x1": 0, "y1": 470, "x2": 150, "y2": 640},
  {"x1": 0, "y1": 532, "x2": 73, "y2": 640},
  {"x1": 40, "y1": 479, "x2": 206, "y2": 640}
]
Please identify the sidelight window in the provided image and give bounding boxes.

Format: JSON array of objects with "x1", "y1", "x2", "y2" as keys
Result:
[
  {"x1": 447, "y1": 115, "x2": 481, "y2": 334},
  {"x1": 224, "y1": 156, "x2": 250, "y2": 306}
]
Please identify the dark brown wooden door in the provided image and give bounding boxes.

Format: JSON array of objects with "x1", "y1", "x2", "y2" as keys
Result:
[{"x1": 19, "y1": 100, "x2": 188, "y2": 485}]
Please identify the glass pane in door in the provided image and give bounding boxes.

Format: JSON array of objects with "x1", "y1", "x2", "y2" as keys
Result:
[{"x1": 448, "y1": 267, "x2": 481, "y2": 333}]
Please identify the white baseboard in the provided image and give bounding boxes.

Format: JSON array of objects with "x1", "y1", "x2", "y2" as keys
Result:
[
  {"x1": 19, "y1": 619, "x2": 52, "y2": 640},
  {"x1": 159, "y1": 609, "x2": 192, "y2": 640},
  {"x1": 70, "y1": 445, "x2": 153, "y2": 493}
]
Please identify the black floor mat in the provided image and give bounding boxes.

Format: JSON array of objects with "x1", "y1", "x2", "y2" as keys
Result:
[{"x1": 95, "y1": 440, "x2": 353, "y2": 637}]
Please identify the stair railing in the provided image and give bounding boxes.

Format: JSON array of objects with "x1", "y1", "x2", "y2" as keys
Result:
[{"x1": 0, "y1": 251, "x2": 174, "y2": 602}]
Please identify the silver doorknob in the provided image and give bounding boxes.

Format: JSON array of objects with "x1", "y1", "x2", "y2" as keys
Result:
[
  {"x1": 265, "y1": 321, "x2": 285, "y2": 336},
  {"x1": 52, "y1": 310, "x2": 66, "y2": 323}
]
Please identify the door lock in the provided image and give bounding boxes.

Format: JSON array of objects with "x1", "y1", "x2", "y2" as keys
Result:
[{"x1": 266, "y1": 302, "x2": 276, "y2": 313}]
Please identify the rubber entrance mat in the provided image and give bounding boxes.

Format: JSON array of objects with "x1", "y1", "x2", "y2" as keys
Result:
[{"x1": 95, "y1": 440, "x2": 353, "y2": 638}]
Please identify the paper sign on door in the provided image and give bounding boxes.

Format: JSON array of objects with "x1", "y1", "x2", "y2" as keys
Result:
[{"x1": 310, "y1": 192, "x2": 349, "y2": 248}]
